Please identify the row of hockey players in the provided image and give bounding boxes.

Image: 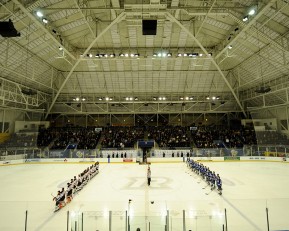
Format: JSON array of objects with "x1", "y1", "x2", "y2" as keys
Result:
[
  {"x1": 53, "y1": 162, "x2": 99, "y2": 212},
  {"x1": 186, "y1": 158, "x2": 222, "y2": 195}
]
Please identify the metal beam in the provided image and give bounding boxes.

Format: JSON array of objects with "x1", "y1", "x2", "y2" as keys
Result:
[
  {"x1": 45, "y1": 12, "x2": 126, "y2": 119},
  {"x1": 195, "y1": 0, "x2": 217, "y2": 38},
  {"x1": 215, "y1": 0, "x2": 279, "y2": 60},
  {"x1": 11, "y1": 0, "x2": 76, "y2": 61},
  {"x1": 73, "y1": 0, "x2": 95, "y2": 37},
  {"x1": 48, "y1": 110, "x2": 242, "y2": 115},
  {"x1": 166, "y1": 12, "x2": 246, "y2": 117}
]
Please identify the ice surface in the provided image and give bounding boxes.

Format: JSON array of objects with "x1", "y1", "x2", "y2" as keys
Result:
[{"x1": 0, "y1": 161, "x2": 289, "y2": 230}]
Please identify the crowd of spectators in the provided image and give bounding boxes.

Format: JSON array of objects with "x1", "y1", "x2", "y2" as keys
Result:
[
  {"x1": 191, "y1": 126, "x2": 257, "y2": 148},
  {"x1": 147, "y1": 126, "x2": 190, "y2": 148},
  {"x1": 37, "y1": 127, "x2": 58, "y2": 148},
  {"x1": 101, "y1": 126, "x2": 144, "y2": 148},
  {"x1": 51, "y1": 127, "x2": 101, "y2": 150},
  {"x1": 1, "y1": 125, "x2": 288, "y2": 152}
]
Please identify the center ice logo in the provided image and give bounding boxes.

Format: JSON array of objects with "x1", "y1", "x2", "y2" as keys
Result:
[{"x1": 121, "y1": 177, "x2": 173, "y2": 190}]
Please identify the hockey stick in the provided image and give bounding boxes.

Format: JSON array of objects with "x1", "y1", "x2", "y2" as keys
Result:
[
  {"x1": 205, "y1": 190, "x2": 213, "y2": 195},
  {"x1": 202, "y1": 184, "x2": 209, "y2": 189}
]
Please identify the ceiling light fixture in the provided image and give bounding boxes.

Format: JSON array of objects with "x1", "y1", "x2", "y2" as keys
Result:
[
  {"x1": 248, "y1": 9, "x2": 256, "y2": 15},
  {"x1": 42, "y1": 18, "x2": 48, "y2": 24},
  {"x1": 243, "y1": 16, "x2": 248, "y2": 22},
  {"x1": 36, "y1": 11, "x2": 43, "y2": 18},
  {"x1": 228, "y1": 45, "x2": 233, "y2": 49}
]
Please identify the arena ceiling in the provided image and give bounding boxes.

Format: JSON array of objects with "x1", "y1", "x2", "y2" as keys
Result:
[{"x1": 0, "y1": 0, "x2": 289, "y2": 117}]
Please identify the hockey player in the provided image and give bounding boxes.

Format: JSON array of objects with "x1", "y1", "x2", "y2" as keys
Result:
[
  {"x1": 53, "y1": 190, "x2": 66, "y2": 212},
  {"x1": 217, "y1": 176, "x2": 222, "y2": 195},
  {"x1": 66, "y1": 182, "x2": 73, "y2": 203}
]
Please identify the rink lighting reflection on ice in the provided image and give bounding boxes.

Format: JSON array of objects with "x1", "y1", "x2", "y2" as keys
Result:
[{"x1": 212, "y1": 209, "x2": 224, "y2": 218}]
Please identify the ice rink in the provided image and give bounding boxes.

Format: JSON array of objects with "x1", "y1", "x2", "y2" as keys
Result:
[{"x1": 1, "y1": 161, "x2": 289, "y2": 231}]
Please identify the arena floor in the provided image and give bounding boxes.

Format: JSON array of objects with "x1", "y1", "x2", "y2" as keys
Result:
[{"x1": 0, "y1": 161, "x2": 289, "y2": 231}]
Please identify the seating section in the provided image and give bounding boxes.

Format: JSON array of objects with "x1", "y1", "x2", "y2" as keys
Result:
[
  {"x1": 51, "y1": 127, "x2": 101, "y2": 150},
  {"x1": 1, "y1": 125, "x2": 288, "y2": 152},
  {"x1": 0, "y1": 133, "x2": 38, "y2": 148},
  {"x1": 191, "y1": 126, "x2": 257, "y2": 148},
  {"x1": 101, "y1": 126, "x2": 144, "y2": 148},
  {"x1": 255, "y1": 131, "x2": 288, "y2": 145},
  {"x1": 147, "y1": 126, "x2": 190, "y2": 148}
]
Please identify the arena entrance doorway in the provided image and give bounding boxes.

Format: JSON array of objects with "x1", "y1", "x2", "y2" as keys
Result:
[{"x1": 138, "y1": 140, "x2": 155, "y2": 164}]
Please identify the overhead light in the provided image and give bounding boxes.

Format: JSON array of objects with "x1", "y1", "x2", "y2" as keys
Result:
[
  {"x1": 192, "y1": 53, "x2": 198, "y2": 57},
  {"x1": 180, "y1": 97, "x2": 184, "y2": 100},
  {"x1": 248, "y1": 9, "x2": 256, "y2": 16},
  {"x1": 81, "y1": 98, "x2": 86, "y2": 101},
  {"x1": 75, "y1": 97, "x2": 80, "y2": 101},
  {"x1": 134, "y1": 97, "x2": 138, "y2": 101},
  {"x1": 243, "y1": 16, "x2": 248, "y2": 22},
  {"x1": 36, "y1": 11, "x2": 43, "y2": 18},
  {"x1": 98, "y1": 97, "x2": 103, "y2": 101},
  {"x1": 104, "y1": 54, "x2": 108, "y2": 58},
  {"x1": 105, "y1": 97, "x2": 109, "y2": 101},
  {"x1": 185, "y1": 97, "x2": 189, "y2": 100},
  {"x1": 199, "y1": 53, "x2": 203, "y2": 57},
  {"x1": 129, "y1": 97, "x2": 133, "y2": 100},
  {"x1": 153, "y1": 53, "x2": 157, "y2": 57},
  {"x1": 228, "y1": 45, "x2": 233, "y2": 49},
  {"x1": 42, "y1": 18, "x2": 48, "y2": 24},
  {"x1": 208, "y1": 53, "x2": 213, "y2": 56},
  {"x1": 153, "y1": 97, "x2": 157, "y2": 100},
  {"x1": 216, "y1": 96, "x2": 220, "y2": 100},
  {"x1": 158, "y1": 97, "x2": 162, "y2": 100},
  {"x1": 95, "y1": 54, "x2": 99, "y2": 58},
  {"x1": 130, "y1": 54, "x2": 135, "y2": 57},
  {"x1": 125, "y1": 97, "x2": 129, "y2": 101},
  {"x1": 120, "y1": 53, "x2": 124, "y2": 57},
  {"x1": 59, "y1": 46, "x2": 63, "y2": 51},
  {"x1": 135, "y1": 54, "x2": 139, "y2": 57},
  {"x1": 99, "y1": 54, "x2": 103, "y2": 57},
  {"x1": 167, "y1": 53, "x2": 172, "y2": 57},
  {"x1": 89, "y1": 54, "x2": 93, "y2": 58},
  {"x1": 206, "y1": 97, "x2": 210, "y2": 100},
  {"x1": 157, "y1": 53, "x2": 162, "y2": 57},
  {"x1": 177, "y1": 53, "x2": 182, "y2": 57},
  {"x1": 109, "y1": 97, "x2": 113, "y2": 101},
  {"x1": 110, "y1": 54, "x2": 115, "y2": 57},
  {"x1": 162, "y1": 53, "x2": 167, "y2": 57},
  {"x1": 184, "y1": 53, "x2": 188, "y2": 57},
  {"x1": 212, "y1": 96, "x2": 216, "y2": 100},
  {"x1": 162, "y1": 97, "x2": 166, "y2": 100},
  {"x1": 125, "y1": 53, "x2": 129, "y2": 57},
  {"x1": 189, "y1": 97, "x2": 194, "y2": 100}
]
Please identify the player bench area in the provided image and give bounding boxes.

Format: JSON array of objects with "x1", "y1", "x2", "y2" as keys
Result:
[
  {"x1": 186, "y1": 158, "x2": 223, "y2": 195},
  {"x1": 52, "y1": 162, "x2": 99, "y2": 212}
]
